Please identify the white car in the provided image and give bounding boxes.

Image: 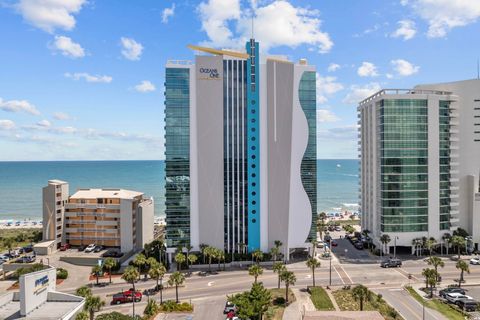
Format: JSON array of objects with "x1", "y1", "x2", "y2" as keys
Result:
[
  {"x1": 445, "y1": 292, "x2": 473, "y2": 304},
  {"x1": 84, "y1": 244, "x2": 96, "y2": 253},
  {"x1": 470, "y1": 257, "x2": 480, "y2": 265}
]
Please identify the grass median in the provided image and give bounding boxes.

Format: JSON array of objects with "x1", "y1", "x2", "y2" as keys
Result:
[
  {"x1": 405, "y1": 286, "x2": 466, "y2": 320},
  {"x1": 309, "y1": 287, "x2": 335, "y2": 311}
]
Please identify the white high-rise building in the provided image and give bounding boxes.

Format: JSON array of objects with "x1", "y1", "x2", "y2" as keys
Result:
[
  {"x1": 359, "y1": 79, "x2": 480, "y2": 253},
  {"x1": 164, "y1": 41, "x2": 317, "y2": 258}
]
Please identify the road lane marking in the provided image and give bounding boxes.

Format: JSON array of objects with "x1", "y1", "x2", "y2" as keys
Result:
[
  {"x1": 207, "y1": 281, "x2": 214, "y2": 287},
  {"x1": 333, "y1": 265, "x2": 345, "y2": 285},
  {"x1": 335, "y1": 264, "x2": 353, "y2": 284}
]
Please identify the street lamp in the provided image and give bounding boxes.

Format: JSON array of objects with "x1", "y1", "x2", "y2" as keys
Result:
[
  {"x1": 329, "y1": 238, "x2": 332, "y2": 286},
  {"x1": 393, "y1": 236, "x2": 399, "y2": 258}
]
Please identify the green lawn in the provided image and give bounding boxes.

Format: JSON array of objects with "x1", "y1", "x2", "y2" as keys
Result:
[
  {"x1": 405, "y1": 286, "x2": 466, "y2": 320},
  {"x1": 309, "y1": 287, "x2": 335, "y2": 311},
  {"x1": 333, "y1": 288, "x2": 402, "y2": 320},
  {"x1": 264, "y1": 288, "x2": 296, "y2": 320}
]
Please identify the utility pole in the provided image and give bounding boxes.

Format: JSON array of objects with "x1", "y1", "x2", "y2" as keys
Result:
[{"x1": 329, "y1": 239, "x2": 332, "y2": 286}]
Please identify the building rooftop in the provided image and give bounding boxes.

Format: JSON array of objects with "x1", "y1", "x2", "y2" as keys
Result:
[
  {"x1": 0, "y1": 292, "x2": 84, "y2": 320},
  {"x1": 47, "y1": 179, "x2": 68, "y2": 185},
  {"x1": 70, "y1": 188, "x2": 144, "y2": 200},
  {"x1": 359, "y1": 88, "x2": 454, "y2": 106}
]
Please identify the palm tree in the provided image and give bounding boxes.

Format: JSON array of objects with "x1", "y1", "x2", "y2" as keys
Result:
[
  {"x1": 217, "y1": 249, "x2": 225, "y2": 271},
  {"x1": 248, "y1": 264, "x2": 263, "y2": 284},
  {"x1": 270, "y1": 246, "x2": 280, "y2": 262},
  {"x1": 306, "y1": 257, "x2": 321, "y2": 287},
  {"x1": 274, "y1": 240, "x2": 283, "y2": 249},
  {"x1": 280, "y1": 270, "x2": 296, "y2": 304},
  {"x1": 311, "y1": 240, "x2": 318, "y2": 257},
  {"x1": 272, "y1": 262, "x2": 286, "y2": 289},
  {"x1": 442, "y1": 233, "x2": 452, "y2": 255},
  {"x1": 422, "y1": 268, "x2": 437, "y2": 298},
  {"x1": 133, "y1": 253, "x2": 147, "y2": 280},
  {"x1": 425, "y1": 237, "x2": 437, "y2": 256},
  {"x1": 122, "y1": 266, "x2": 140, "y2": 317},
  {"x1": 199, "y1": 243, "x2": 208, "y2": 264},
  {"x1": 316, "y1": 219, "x2": 326, "y2": 240},
  {"x1": 456, "y1": 260, "x2": 470, "y2": 287},
  {"x1": 148, "y1": 263, "x2": 166, "y2": 304},
  {"x1": 451, "y1": 236, "x2": 465, "y2": 260},
  {"x1": 380, "y1": 234, "x2": 391, "y2": 256},
  {"x1": 92, "y1": 265, "x2": 102, "y2": 285},
  {"x1": 252, "y1": 249, "x2": 264, "y2": 264},
  {"x1": 187, "y1": 253, "x2": 198, "y2": 267},
  {"x1": 204, "y1": 246, "x2": 215, "y2": 272},
  {"x1": 75, "y1": 286, "x2": 92, "y2": 298},
  {"x1": 103, "y1": 257, "x2": 116, "y2": 284},
  {"x1": 426, "y1": 256, "x2": 444, "y2": 284},
  {"x1": 185, "y1": 244, "x2": 193, "y2": 268},
  {"x1": 168, "y1": 271, "x2": 186, "y2": 303},
  {"x1": 84, "y1": 295, "x2": 105, "y2": 320},
  {"x1": 2, "y1": 237, "x2": 15, "y2": 256},
  {"x1": 175, "y1": 252, "x2": 186, "y2": 271},
  {"x1": 352, "y1": 285, "x2": 371, "y2": 311}
]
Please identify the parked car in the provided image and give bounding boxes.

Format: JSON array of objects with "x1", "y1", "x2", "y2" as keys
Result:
[
  {"x1": 223, "y1": 301, "x2": 237, "y2": 314},
  {"x1": 122, "y1": 289, "x2": 142, "y2": 301},
  {"x1": 84, "y1": 244, "x2": 96, "y2": 253},
  {"x1": 111, "y1": 293, "x2": 140, "y2": 305},
  {"x1": 439, "y1": 287, "x2": 466, "y2": 298},
  {"x1": 93, "y1": 245, "x2": 104, "y2": 253},
  {"x1": 59, "y1": 244, "x2": 71, "y2": 251},
  {"x1": 335, "y1": 226, "x2": 342, "y2": 231},
  {"x1": 16, "y1": 255, "x2": 35, "y2": 264},
  {"x1": 380, "y1": 258, "x2": 402, "y2": 268},
  {"x1": 331, "y1": 240, "x2": 338, "y2": 247},
  {"x1": 0, "y1": 255, "x2": 9, "y2": 262},
  {"x1": 457, "y1": 299, "x2": 478, "y2": 311},
  {"x1": 470, "y1": 257, "x2": 480, "y2": 265},
  {"x1": 22, "y1": 245, "x2": 33, "y2": 253},
  {"x1": 353, "y1": 242, "x2": 364, "y2": 250},
  {"x1": 102, "y1": 249, "x2": 124, "y2": 258},
  {"x1": 445, "y1": 293, "x2": 473, "y2": 304}
]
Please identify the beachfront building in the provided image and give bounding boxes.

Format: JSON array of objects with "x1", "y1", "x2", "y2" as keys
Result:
[
  {"x1": 164, "y1": 39, "x2": 317, "y2": 259},
  {"x1": 358, "y1": 79, "x2": 480, "y2": 253},
  {"x1": 42, "y1": 182, "x2": 154, "y2": 253},
  {"x1": 42, "y1": 180, "x2": 69, "y2": 249}
]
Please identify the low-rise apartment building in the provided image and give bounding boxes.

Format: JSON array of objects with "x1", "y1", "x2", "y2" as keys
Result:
[{"x1": 43, "y1": 180, "x2": 154, "y2": 253}]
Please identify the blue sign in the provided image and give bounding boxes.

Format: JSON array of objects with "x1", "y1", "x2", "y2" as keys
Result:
[{"x1": 34, "y1": 275, "x2": 49, "y2": 294}]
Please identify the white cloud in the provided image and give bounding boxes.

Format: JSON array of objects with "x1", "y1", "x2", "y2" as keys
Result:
[
  {"x1": 36, "y1": 119, "x2": 51, "y2": 127},
  {"x1": 65, "y1": 72, "x2": 113, "y2": 83},
  {"x1": 391, "y1": 20, "x2": 416, "y2": 40},
  {"x1": 318, "y1": 125, "x2": 358, "y2": 140},
  {"x1": 343, "y1": 82, "x2": 382, "y2": 105},
  {"x1": 134, "y1": 80, "x2": 156, "y2": 93},
  {"x1": 391, "y1": 59, "x2": 420, "y2": 76},
  {"x1": 357, "y1": 62, "x2": 379, "y2": 77},
  {"x1": 327, "y1": 63, "x2": 340, "y2": 72},
  {"x1": 0, "y1": 97, "x2": 40, "y2": 115},
  {"x1": 386, "y1": 73, "x2": 394, "y2": 79},
  {"x1": 51, "y1": 35, "x2": 85, "y2": 58},
  {"x1": 15, "y1": 0, "x2": 87, "y2": 33},
  {"x1": 407, "y1": 0, "x2": 480, "y2": 38},
  {"x1": 53, "y1": 112, "x2": 71, "y2": 120},
  {"x1": 198, "y1": 0, "x2": 333, "y2": 53},
  {"x1": 120, "y1": 37, "x2": 143, "y2": 61},
  {"x1": 162, "y1": 3, "x2": 175, "y2": 23},
  {"x1": 0, "y1": 120, "x2": 15, "y2": 130},
  {"x1": 52, "y1": 126, "x2": 77, "y2": 134},
  {"x1": 317, "y1": 109, "x2": 340, "y2": 123},
  {"x1": 316, "y1": 73, "x2": 344, "y2": 104}
]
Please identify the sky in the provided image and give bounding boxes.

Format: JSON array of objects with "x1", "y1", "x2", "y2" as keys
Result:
[{"x1": 1, "y1": 0, "x2": 480, "y2": 161}]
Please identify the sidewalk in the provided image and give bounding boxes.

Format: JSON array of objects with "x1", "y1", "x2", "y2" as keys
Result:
[{"x1": 282, "y1": 288, "x2": 315, "y2": 320}]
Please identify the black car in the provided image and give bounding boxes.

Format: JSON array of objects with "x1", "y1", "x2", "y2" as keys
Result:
[
  {"x1": 23, "y1": 245, "x2": 33, "y2": 253},
  {"x1": 439, "y1": 287, "x2": 466, "y2": 298},
  {"x1": 78, "y1": 245, "x2": 87, "y2": 252},
  {"x1": 102, "y1": 249, "x2": 124, "y2": 258},
  {"x1": 353, "y1": 242, "x2": 364, "y2": 250},
  {"x1": 93, "y1": 245, "x2": 104, "y2": 253},
  {"x1": 380, "y1": 258, "x2": 402, "y2": 268},
  {"x1": 457, "y1": 299, "x2": 478, "y2": 311}
]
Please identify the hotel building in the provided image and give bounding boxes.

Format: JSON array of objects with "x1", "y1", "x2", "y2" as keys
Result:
[
  {"x1": 164, "y1": 39, "x2": 317, "y2": 257},
  {"x1": 359, "y1": 79, "x2": 480, "y2": 252},
  {"x1": 43, "y1": 181, "x2": 154, "y2": 253}
]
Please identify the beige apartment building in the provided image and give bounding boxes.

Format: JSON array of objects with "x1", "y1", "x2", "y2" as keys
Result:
[{"x1": 43, "y1": 180, "x2": 154, "y2": 253}]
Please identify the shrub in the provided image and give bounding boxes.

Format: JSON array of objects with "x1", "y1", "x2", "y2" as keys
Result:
[
  {"x1": 14, "y1": 263, "x2": 45, "y2": 278},
  {"x1": 96, "y1": 312, "x2": 135, "y2": 320},
  {"x1": 273, "y1": 297, "x2": 286, "y2": 306},
  {"x1": 159, "y1": 300, "x2": 193, "y2": 312},
  {"x1": 143, "y1": 299, "x2": 160, "y2": 318},
  {"x1": 56, "y1": 268, "x2": 68, "y2": 279}
]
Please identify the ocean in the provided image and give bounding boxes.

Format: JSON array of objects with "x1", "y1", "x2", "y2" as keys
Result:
[{"x1": 0, "y1": 159, "x2": 359, "y2": 221}]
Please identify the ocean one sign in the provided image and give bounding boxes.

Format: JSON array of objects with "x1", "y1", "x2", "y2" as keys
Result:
[{"x1": 199, "y1": 67, "x2": 220, "y2": 79}]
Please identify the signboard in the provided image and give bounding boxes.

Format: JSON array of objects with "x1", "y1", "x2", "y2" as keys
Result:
[
  {"x1": 198, "y1": 67, "x2": 221, "y2": 80},
  {"x1": 33, "y1": 275, "x2": 49, "y2": 295},
  {"x1": 20, "y1": 267, "x2": 57, "y2": 316}
]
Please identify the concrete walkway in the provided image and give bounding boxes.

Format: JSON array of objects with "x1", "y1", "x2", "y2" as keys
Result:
[
  {"x1": 282, "y1": 288, "x2": 316, "y2": 320},
  {"x1": 325, "y1": 288, "x2": 340, "y2": 311}
]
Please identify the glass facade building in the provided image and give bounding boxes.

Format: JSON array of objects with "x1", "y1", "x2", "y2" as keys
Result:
[
  {"x1": 439, "y1": 100, "x2": 452, "y2": 230},
  {"x1": 299, "y1": 71, "x2": 317, "y2": 241},
  {"x1": 164, "y1": 67, "x2": 191, "y2": 247},
  {"x1": 380, "y1": 99, "x2": 429, "y2": 232}
]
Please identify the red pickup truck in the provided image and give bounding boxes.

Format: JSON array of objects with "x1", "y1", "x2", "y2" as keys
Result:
[{"x1": 111, "y1": 291, "x2": 142, "y2": 304}]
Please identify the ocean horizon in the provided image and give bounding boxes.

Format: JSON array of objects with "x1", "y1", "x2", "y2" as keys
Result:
[{"x1": 0, "y1": 159, "x2": 359, "y2": 221}]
